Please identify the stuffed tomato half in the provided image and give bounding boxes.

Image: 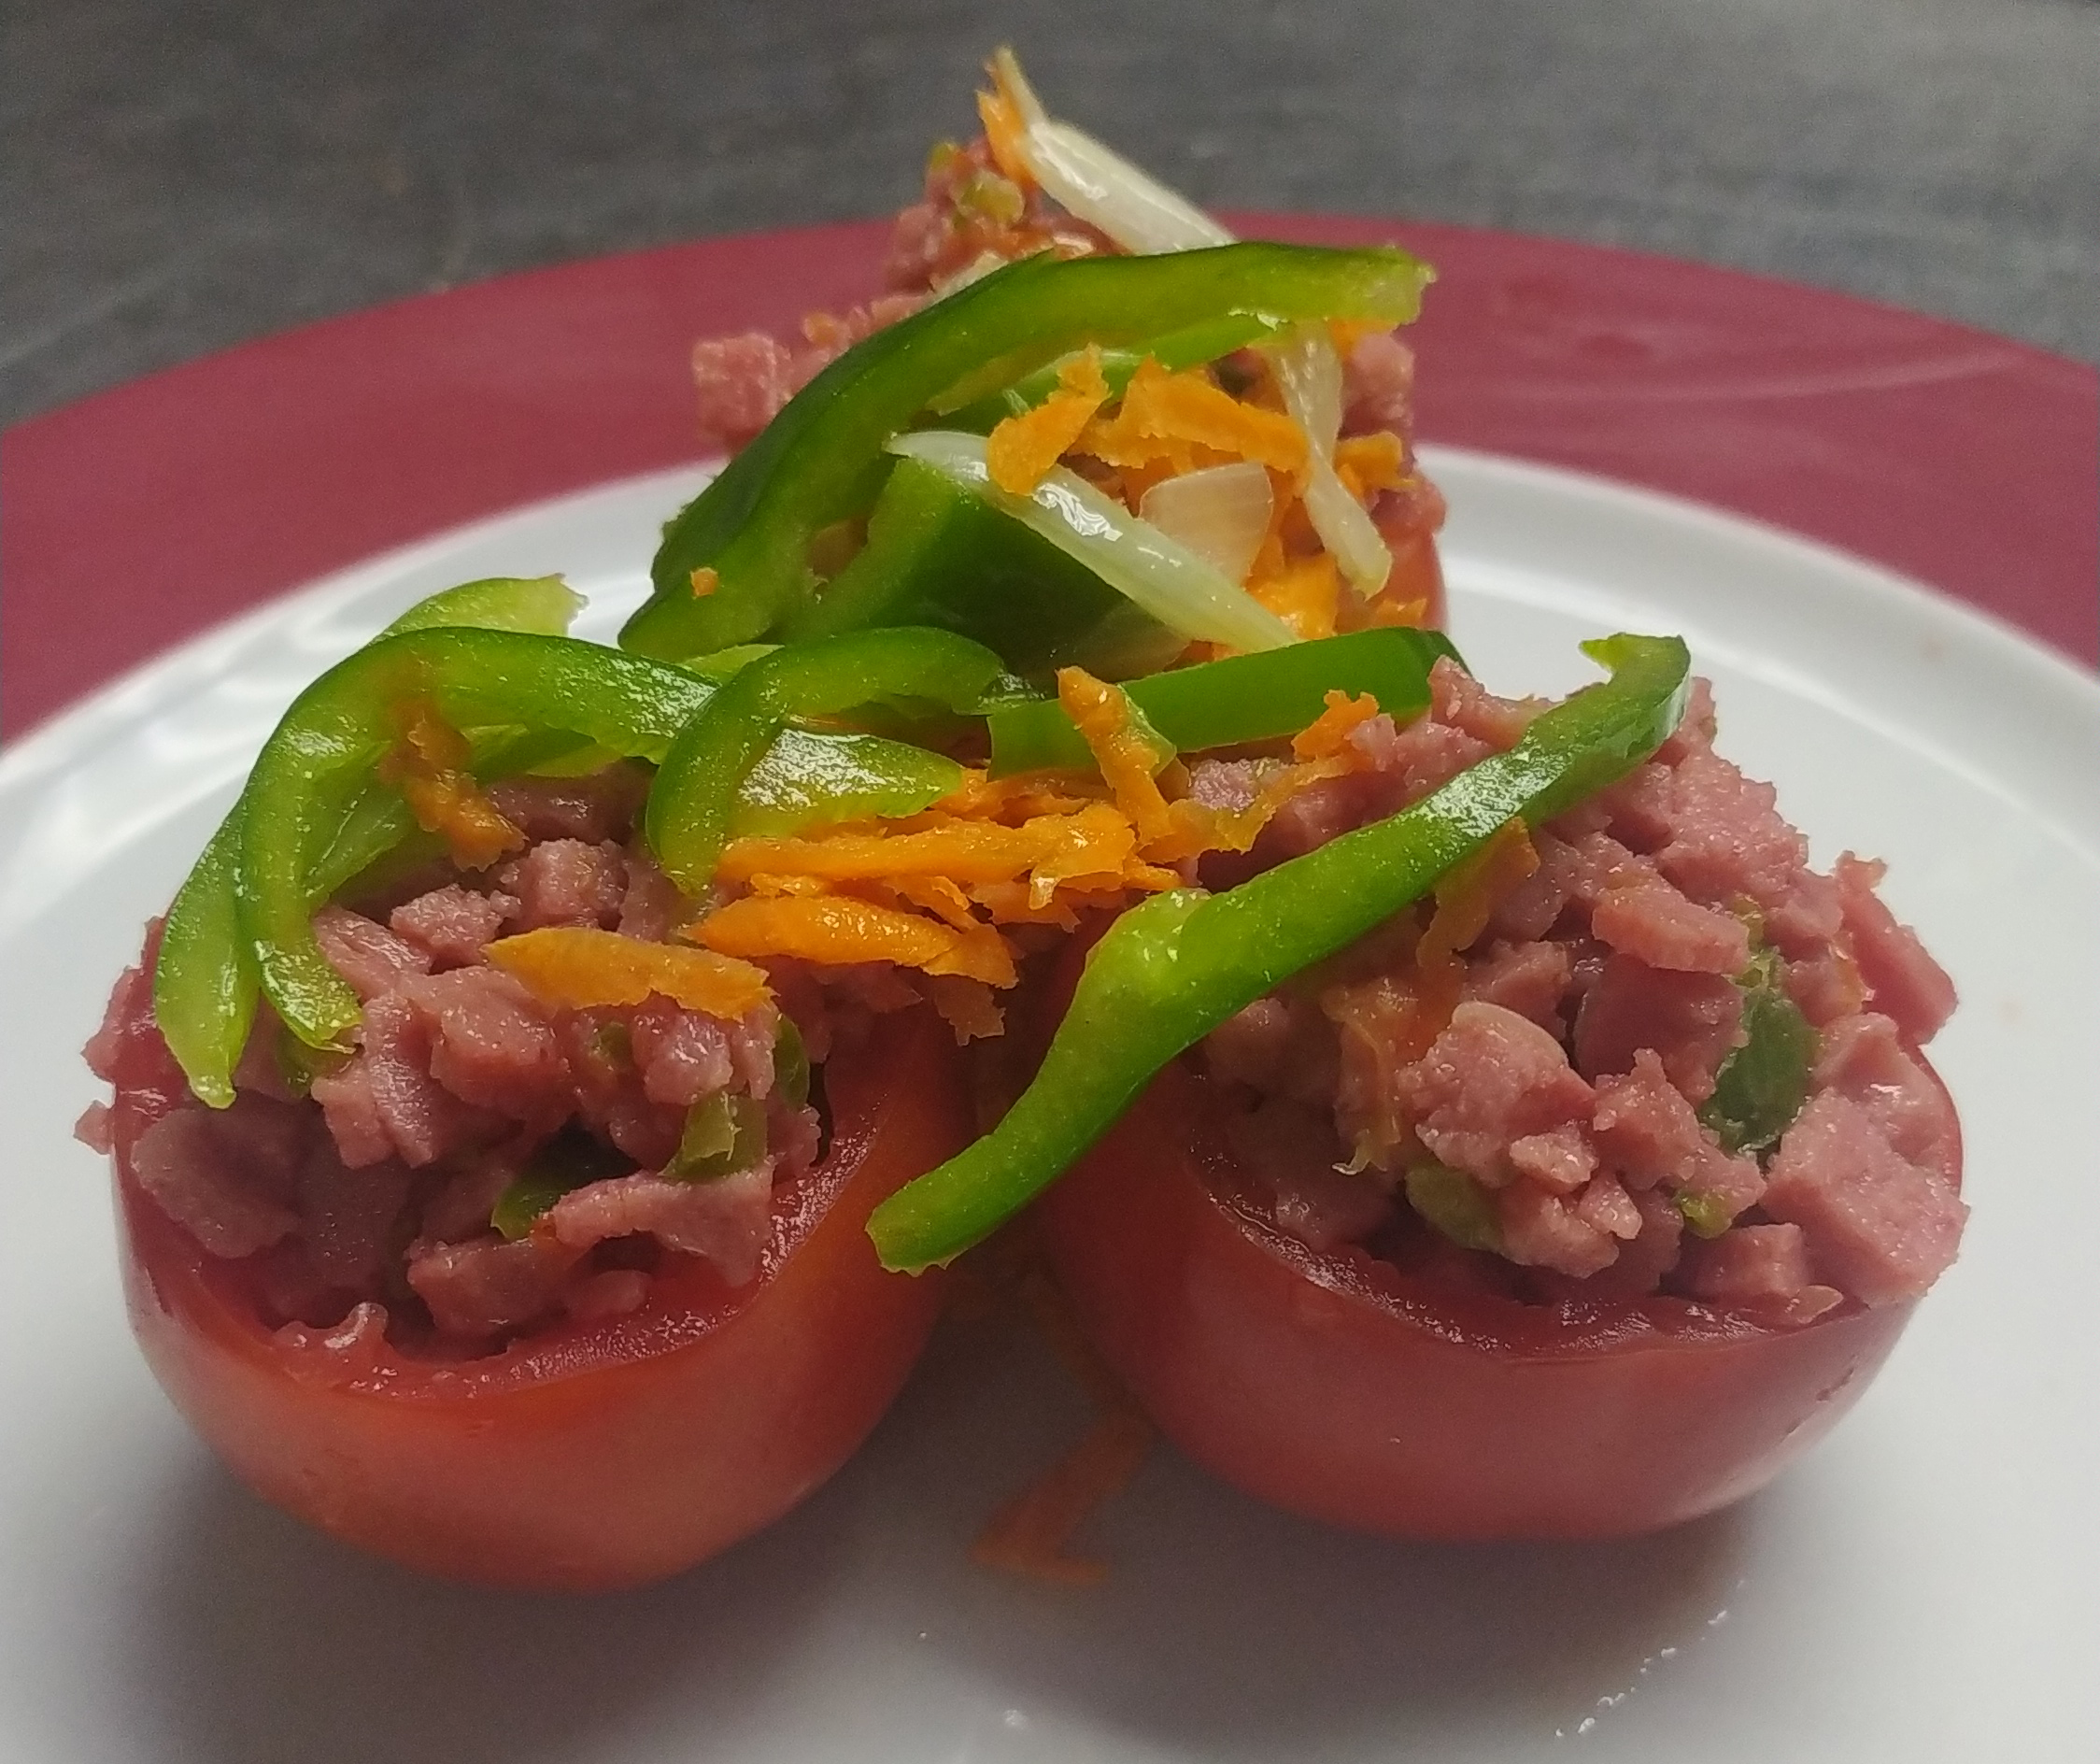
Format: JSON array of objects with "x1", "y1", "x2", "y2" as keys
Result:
[{"x1": 872, "y1": 637, "x2": 1965, "y2": 1541}]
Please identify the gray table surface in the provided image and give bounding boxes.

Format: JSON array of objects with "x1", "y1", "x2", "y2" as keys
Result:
[{"x1": 5, "y1": 0, "x2": 2096, "y2": 433}]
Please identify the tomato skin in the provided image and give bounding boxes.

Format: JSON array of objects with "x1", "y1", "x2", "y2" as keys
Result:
[
  {"x1": 113, "y1": 1006, "x2": 968, "y2": 1590},
  {"x1": 1040, "y1": 1059, "x2": 1945, "y2": 1540}
]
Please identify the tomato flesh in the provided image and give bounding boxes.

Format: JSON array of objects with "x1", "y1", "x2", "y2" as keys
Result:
[
  {"x1": 114, "y1": 1007, "x2": 970, "y2": 1589},
  {"x1": 1040, "y1": 1059, "x2": 1941, "y2": 1540}
]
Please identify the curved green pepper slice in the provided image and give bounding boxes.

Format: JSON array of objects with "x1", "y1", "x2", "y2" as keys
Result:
[
  {"x1": 867, "y1": 633, "x2": 1693, "y2": 1272},
  {"x1": 621, "y1": 241, "x2": 1432, "y2": 662},
  {"x1": 646, "y1": 627, "x2": 1007, "y2": 893}
]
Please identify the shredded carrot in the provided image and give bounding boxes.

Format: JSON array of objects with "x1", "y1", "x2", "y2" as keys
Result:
[
  {"x1": 971, "y1": 1260, "x2": 1154, "y2": 1586},
  {"x1": 986, "y1": 347, "x2": 1111, "y2": 494},
  {"x1": 923, "y1": 767, "x2": 1108, "y2": 825},
  {"x1": 688, "y1": 566, "x2": 719, "y2": 598},
  {"x1": 695, "y1": 893, "x2": 1018, "y2": 988},
  {"x1": 975, "y1": 83, "x2": 1036, "y2": 190},
  {"x1": 1333, "y1": 431, "x2": 1406, "y2": 503},
  {"x1": 881, "y1": 873, "x2": 981, "y2": 932},
  {"x1": 1074, "y1": 357, "x2": 1308, "y2": 479},
  {"x1": 1292, "y1": 689, "x2": 1382, "y2": 761},
  {"x1": 485, "y1": 926, "x2": 771, "y2": 1018},
  {"x1": 1056, "y1": 668, "x2": 1173, "y2": 845},
  {"x1": 378, "y1": 697, "x2": 524, "y2": 870},
  {"x1": 926, "y1": 973, "x2": 1007, "y2": 1044},
  {"x1": 1248, "y1": 550, "x2": 1341, "y2": 640}
]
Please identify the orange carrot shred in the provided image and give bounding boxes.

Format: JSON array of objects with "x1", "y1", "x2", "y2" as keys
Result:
[
  {"x1": 485, "y1": 927, "x2": 771, "y2": 1018},
  {"x1": 1333, "y1": 431, "x2": 1406, "y2": 503},
  {"x1": 688, "y1": 566, "x2": 719, "y2": 598},
  {"x1": 1292, "y1": 689, "x2": 1381, "y2": 761},
  {"x1": 975, "y1": 85, "x2": 1036, "y2": 189},
  {"x1": 927, "y1": 973, "x2": 1007, "y2": 1044},
  {"x1": 986, "y1": 346, "x2": 1111, "y2": 494},
  {"x1": 378, "y1": 698, "x2": 524, "y2": 870},
  {"x1": 1056, "y1": 668, "x2": 1173, "y2": 846},
  {"x1": 1249, "y1": 551, "x2": 1341, "y2": 640},
  {"x1": 696, "y1": 893, "x2": 1018, "y2": 988}
]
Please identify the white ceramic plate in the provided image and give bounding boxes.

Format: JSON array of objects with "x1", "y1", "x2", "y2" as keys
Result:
[{"x1": 3, "y1": 448, "x2": 2094, "y2": 1763}]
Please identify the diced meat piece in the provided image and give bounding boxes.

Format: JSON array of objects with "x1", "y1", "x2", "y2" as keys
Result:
[
  {"x1": 419, "y1": 1151, "x2": 526, "y2": 1243},
  {"x1": 1681, "y1": 1223, "x2": 1820, "y2": 1308},
  {"x1": 617, "y1": 850, "x2": 685, "y2": 944},
  {"x1": 690, "y1": 333, "x2": 796, "y2": 453},
  {"x1": 1462, "y1": 939, "x2": 1572, "y2": 1031},
  {"x1": 1486, "y1": 832, "x2": 1573, "y2": 943},
  {"x1": 1592, "y1": 881, "x2": 1752, "y2": 974},
  {"x1": 498, "y1": 838, "x2": 629, "y2": 932},
  {"x1": 1654, "y1": 750, "x2": 1807, "y2": 909},
  {"x1": 1227, "y1": 1098, "x2": 1392, "y2": 1252},
  {"x1": 1573, "y1": 956, "x2": 1743, "y2": 1103},
  {"x1": 557, "y1": 1009, "x2": 685, "y2": 1170},
  {"x1": 1572, "y1": 1172, "x2": 1641, "y2": 1240},
  {"x1": 1426, "y1": 656, "x2": 1533, "y2": 751},
  {"x1": 407, "y1": 1232, "x2": 576, "y2": 1340},
  {"x1": 1811, "y1": 1012, "x2": 1960, "y2": 1180},
  {"x1": 312, "y1": 904, "x2": 431, "y2": 1001},
  {"x1": 297, "y1": 1142, "x2": 412, "y2": 1290},
  {"x1": 1509, "y1": 1123, "x2": 1596, "y2": 1195},
  {"x1": 1766, "y1": 868, "x2": 1845, "y2": 956},
  {"x1": 1834, "y1": 854, "x2": 1957, "y2": 1043},
  {"x1": 724, "y1": 1008, "x2": 781, "y2": 1099},
  {"x1": 1585, "y1": 1042, "x2": 1765, "y2": 1232},
  {"x1": 390, "y1": 885, "x2": 517, "y2": 969},
  {"x1": 1590, "y1": 1051, "x2": 1707, "y2": 1189},
  {"x1": 311, "y1": 993, "x2": 486, "y2": 1168},
  {"x1": 75, "y1": 1102, "x2": 114, "y2": 1154},
  {"x1": 396, "y1": 968, "x2": 565, "y2": 1120},
  {"x1": 547, "y1": 1165, "x2": 776, "y2": 1287},
  {"x1": 130, "y1": 1103, "x2": 303, "y2": 1257},
  {"x1": 1784, "y1": 949, "x2": 1868, "y2": 1026},
  {"x1": 1207, "y1": 993, "x2": 1341, "y2": 1106},
  {"x1": 1497, "y1": 1184, "x2": 1617, "y2": 1277},
  {"x1": 1351, "y1": 707, "x2": 1494, "y2": 805},
  {"x1": 1762, "y1": 1091, "x2": 1966, "y2": 1305},
  {"x1": 84, "y1": 957, "x2": 150, "y2": 1083},
  {"x1": 1322, "y1": 973, "x2": 1425, "y2": 1169},
  {"x1": 768, "y1": 1099, "x2": 823, "y2": 1176},
  {"x1": 1398, "y1": 1002, "x2": 1596, "y2": 1187},
  {"x1": 564, "y1": 1269, "x2": 652, "y2": 1323},
  {"x1": 1593, "y1": 763, "x2": 1678, "y2": 853},
  {"x1": 486, "y1": 766, "x2": 649, "y2": 846},
  {"x1": 628, "y1": 997, "x2": 735, "y2": 1108},
  {"x1": 1260, "y1": 773, "x2": 1380, "y2": 859},
  {"x1": 1341, "y1": 329, "x2": 1415, "y2": 435}
]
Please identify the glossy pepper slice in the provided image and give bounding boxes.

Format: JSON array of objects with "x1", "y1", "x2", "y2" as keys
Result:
[
  {"x1": 867, "y1": 633, "x2": 1693, "y2": 1273},
  {"x1": 781, "y1": 456, "x2": 1185, "y2": 679},
  {"x1": 986, "y1": 627, "x2": 1463, "y2": 774},
  {"x1": 228, "y1": 628, "x2": 969, "y2": 1059},
  {"x1": 621, "y1": 242, "x2": 1432, "y2": 662},
  {"x1": 646, "y1": 628, "x2": 1008, "y2": 893},
  {"x1": 154, "y1": 576, "x2": 585, "y2": 1105}
]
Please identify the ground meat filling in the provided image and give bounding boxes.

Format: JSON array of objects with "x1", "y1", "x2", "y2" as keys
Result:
[
  {"x1": 1197, "y1": 662, "x2": 1965, "y2": 1319},
  {"x1": 83, "y1": 768, "x2": 837, "y2": 1358}
]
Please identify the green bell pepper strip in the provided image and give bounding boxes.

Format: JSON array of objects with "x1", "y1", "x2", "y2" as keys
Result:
[
  {"x1": 154, "y1": 576, "x2": 585, "y2": 1104},
  {"x1": 621, "y1": 242, "x2": 1432, "y2": 662},
  {"x1": 887, "y1": 430, "x2": 1298, "y2": 654},
  {"x1": 987, "y1": 626, "x2": 1464, "y2": 775},
  {"x1": 231, "y1": 627, "x2": 976, "y2": 1054},
  {"x1": 645, "y1": 627, "x2": 1007, "y2": 893},
  {"x1": 942, "y1": 311, "x2": 1284, "y2": 433},
  {"x1": 1699, "y1": 947, "x2": 1819, "y2": 1164},
  {"x1": 867, "y1": 633, "x2": 1692, "y2": 1273},
  {"x1": 782, "y1": 455, "x2": 1186, "y2": 679}
]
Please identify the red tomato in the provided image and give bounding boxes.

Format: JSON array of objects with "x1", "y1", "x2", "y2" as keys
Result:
[
  {"x1": 1039, "y1": 1058, "x2": 1948, "y2": 1540},
  {"x1": 110, "y1": 1006, "x2": 969, "y2": 1590}
]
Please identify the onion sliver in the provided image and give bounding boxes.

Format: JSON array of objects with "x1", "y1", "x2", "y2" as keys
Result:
[
  {"x1": 992, "y1": 48, "x2": 1394, "y2": 592},
  {"x1": 1270, "y1": 330, "x2": 1394, "y2": 593},
  {"x1": 889, "y1": 431, "x2": 1297, "y2": 654},
  {"x1": 1138, "y1": 462, "x2": 1273, "y2": 585}
]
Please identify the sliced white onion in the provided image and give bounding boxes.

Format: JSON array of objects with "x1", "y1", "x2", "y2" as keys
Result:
[
  {"x1": 1138, "y1": 462, "x2": 1273, "y2": 585},
  {"x1": 1269, "y1": 329, "x2": 1394, "y2": 593},
  {"x1": 992, "y1": 48, "x2": 1393, "y2": 591},
  {"x1": 889, "y1": 430, "x2": 1297, "y2": 653}
]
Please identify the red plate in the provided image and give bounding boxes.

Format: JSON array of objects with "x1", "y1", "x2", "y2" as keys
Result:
[{"x1": 4, "y1": 216, "x2": 2093, "y2": 741}]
